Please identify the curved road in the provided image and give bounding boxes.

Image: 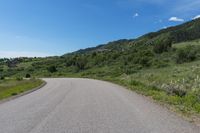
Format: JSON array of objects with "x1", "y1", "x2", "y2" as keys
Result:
[{"x1": 0, "y1": 78, "x2": 199, "y2": 133}]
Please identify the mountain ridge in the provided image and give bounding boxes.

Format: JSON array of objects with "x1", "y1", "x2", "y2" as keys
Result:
[{"x1": 66, "y1": 18, "x2": 200, "y2": 56}]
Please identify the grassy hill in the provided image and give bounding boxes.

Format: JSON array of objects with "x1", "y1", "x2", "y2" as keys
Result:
[{"x1": 1, "y1": 18, "x2": 200, "y2": 119}]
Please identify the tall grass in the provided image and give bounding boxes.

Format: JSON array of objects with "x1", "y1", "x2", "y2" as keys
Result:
[{"x1": 0, "y1": 79, "x2": 44, "y2": 100}]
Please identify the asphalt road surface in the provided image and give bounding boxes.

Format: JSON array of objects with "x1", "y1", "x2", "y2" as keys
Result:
[{"x1": 0, "y1": 78, "x2": 199, "y2": 133}]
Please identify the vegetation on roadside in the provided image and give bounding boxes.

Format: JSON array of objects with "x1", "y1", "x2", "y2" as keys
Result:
[
  {"x1": 0, "y1": 78, "x2": 44, "y2": 100},
  {"x1": 101, "y1": 65, "x2": 200, "y2": 116}
]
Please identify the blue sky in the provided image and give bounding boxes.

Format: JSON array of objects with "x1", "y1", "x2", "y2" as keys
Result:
[{"x1": 0, "y1": 0, "x2": 200, "y2": 58}]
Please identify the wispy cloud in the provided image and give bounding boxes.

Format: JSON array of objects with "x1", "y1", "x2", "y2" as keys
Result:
[
  {"x1": 133, "y1": 13, "x2": 139, "y2": 18},
  {"x1": 154, "y1": 19, "x2": 163, "y2": 24},
  {"x1": 169, "y1": 17, "x2": 184, "y2": 22},
  {"x1": 0, "y1": 51, "x2": 52, "y2": 58},
  {"x1": 193, "y1": 15, "x2": 200, "y2": 20}
]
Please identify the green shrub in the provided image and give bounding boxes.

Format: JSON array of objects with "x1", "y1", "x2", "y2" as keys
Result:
[
  {"x1": 176, "y1": 46, "x2": 197, "y2": 64},
  {"x1": 162, "y1": 84, "x2": 187, "y2": 97},
  {"x1": 11, "y1": 92, "x2": 18, "y2": 96},
  {"x1": 0, "y1": 76, "x2": 5, "y2": 80},
  {"x1": 16, "y1": 77, "x2": 23, "y2": 81},
  {"x1": 0, "y1": 68, "x2": 3, "y2": 72},
  {"x1": 153, "y1": 38, "x2": 172, "y2": 54},
  {"x1": 47, "y1": 66, "x2": 57, "y2": 73},
  {"x1": 26, "y1": 73, "x2": 31, "y2": 78},
  {"x1": 129, "y1": 80, "x2": 142, "y2": 86}
]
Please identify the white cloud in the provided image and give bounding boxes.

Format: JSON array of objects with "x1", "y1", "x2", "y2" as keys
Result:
[
  {"x1": 193, "y1": 15, "x2": 200, "y2": 20},
  {"x1": 133, "y1": 13, "x2": 139, "y2": 18},
  {"x1": 169, "y1": 17, "x2": 184, "y2": 22},
  {"x1": 0, "y1": 51, "x2": 52, "y2": 58}
]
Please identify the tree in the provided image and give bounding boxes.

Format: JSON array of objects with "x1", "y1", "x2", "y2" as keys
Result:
[
  {"x1": 75, "y1": 57, "x2": 87, "y2": 70},
  {"x1": 47, "y1": 66, "x2": 57, "y2": 73},
  {"x1": 176, "y1": 46, "x2": 197, "y2": 64},
  {"x1": 153, "y1": 38, "x2": 172, "y2": 54},
  {"x1": 0, "y1": 76, "x2": 4, "y2": 80},
  {"x1": 25, "y1": 73, "x2": 31, "y2": 78}
]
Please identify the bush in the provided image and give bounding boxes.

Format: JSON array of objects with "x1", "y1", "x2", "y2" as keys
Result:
[
  {"x1": 16, "y1": 77, "x2": 23, "y2": 81},
  {"x1": 176, "y1": 46, "x2": 197, "y2": 64},
  {"x1": 11, "y1": 92, "x2": 18, "y2": 96},
  {"x1": 0, "y1": 76, "x2": 5, "y2": 80},
  {"x1": 47, "y1": 66, "x2": 57, "y2": 73},
  {"x1": 129, "y1": 80, "x2": 143, "y2": 86},
  {"x1": 132, "y1": 50, "x2": 154, "y2": 67},
  {"x1": 123, "y1": 67, "x2": 137, "y2": 75},
  {"x1": 25, "y1": 73, "x2": 31, "y2": 78},
  {"x1": 153, "y1": 38, "x2": 172, "y2": 54},
  {"x1": 162, "y1": 84, "x2": 187, "y2": 97}
]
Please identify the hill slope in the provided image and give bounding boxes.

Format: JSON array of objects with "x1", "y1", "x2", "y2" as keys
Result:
[
  {"x1": 1, "y1": 18, "x2": 200, "y2": 77},
  {"x1": 66, "y1": 18, "x2": 200, "y2": 55}
]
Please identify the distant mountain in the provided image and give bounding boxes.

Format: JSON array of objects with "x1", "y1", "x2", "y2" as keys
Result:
[{"x1": 64, "y1": 39, "x2": 133, "y2": 56}]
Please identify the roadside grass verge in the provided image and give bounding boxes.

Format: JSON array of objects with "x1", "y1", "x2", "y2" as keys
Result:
[
  {"x1": 77, "y1": 61, "x2": 200, "y2": 122},
  {"x1": 0, "y1": 79, "x2": 44, "y2": 100},
  {"x1": 94, "y1": 76, "x2": 199, "y2": 124}
]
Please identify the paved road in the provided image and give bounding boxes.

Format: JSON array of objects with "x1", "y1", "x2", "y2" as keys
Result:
[{"x1": 0, "y1": 78, "x2": 199, "y2": 133}]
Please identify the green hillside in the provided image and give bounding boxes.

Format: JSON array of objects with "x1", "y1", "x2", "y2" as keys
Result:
[
  {"x1": 1, "y1": 19, "x2": 200, "y2": 79},
  {"x1": 1, "y1": 18, "x2": 200, "y2": 119},
  {"x1": 68, "y1": 18, "x2": 200, "y2": 55}
]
